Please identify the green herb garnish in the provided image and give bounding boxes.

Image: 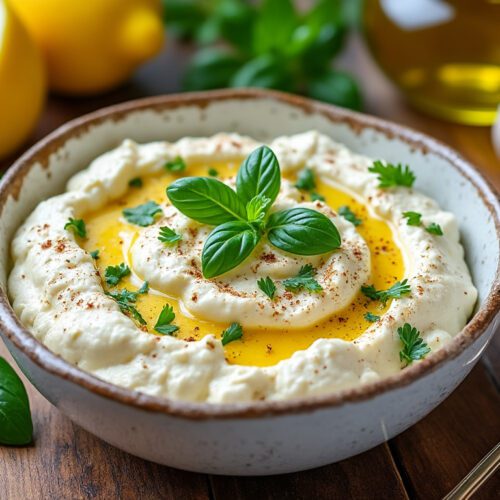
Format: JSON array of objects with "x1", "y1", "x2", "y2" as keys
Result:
[
  {"x1": 167, "y1": 146, "x2": 341, "y2": 278},
  {"x1": 295, "y1": 167, "x2": 316, "y2": 191},
  {"x1": 283, "y1": 264, "x2": 323, "y2": 293},
  {"x1": 257, "y1": 276, "x2": 276, "y2": 300},
  {"x1": 158, "y1": 226, "x2": 182, "y2": 245},
  {"x1": 154, "y1": 304, "x2": 179, "y2": 335},
  {"x1": 123, "y1": 201, "x2": 163, "y2": 227},
  {"x1": 403, "y1": 211, "x2": 422, "y2": 226},
  {"x1": 89, "y1": 249, "x2": 100, "y2": 260},
  {"x1": 165, "y1": 156, "x2": 187, "y2": 173},
  {"x1": 361, "y1": 279, "x2": 411, "y2": 305},
  {"x1": 221, "y1": 322, "x2": 243, "y2": 346},
  {"x1": 0, "y1": 357, "x2": 33, "y2": 446},
  {"x1": 369, "y1": 161, "x2": 416, "y2": 188},
  {"x1": 106, "y1": 289, "x2": 146, "y2": 325},
  {"x1": 138, "y1": 281, "x2": 149, "y2": 294},
  {"x1": 208, "y1": 167, "x2": 219, "y2": 177},
  {"x1": 425, "y1": 223, "x2": 443, "y2": 235},
  {"x1": 310, "y1": 192, "x2": 325, "y2": 202},
  {"x1": 398, "y1": 323, "x2": 430, "y2": 366},
  {"x1": 364, "y1": 312, "x2": 380, "y2": 323},
  {"x1": 129, "y1": 177, "x2": 143, "y2": 188},
  {"x1": 104, "y1": 263, "x2": 131, "y2": 287},
  {"x1": 64, "y1": 217, "x2": 86, "y2": 238},
  {"x1": 338, "y1": 206, "x2": 362, "y2": 226}
]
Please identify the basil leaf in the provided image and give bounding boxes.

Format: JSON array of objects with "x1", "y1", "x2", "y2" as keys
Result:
[
  {"x1": 183, "y1": 47, "x2": 242, "y2": 91},
  {"x1": 236, "y1": 145, "x2": 281, "y2": 206},
  {"x1": 0, "y1": 357, "x2": 33, "y2": 445},
  {"x1": 202, "y1": 221, "x2": 260, "y2": 278},
  {"x1": 230, "y1": 54, "x2": 292, "y2": 91},
  {"x1": 267, "y1": 208, "x2": 341, "y2": 255},
  {"x1": 167, "y1": 177, "x2": 247, "y2": 225},
  {"x1": 308, "y1": 70, "x2": 362, "y2": 111},
  {"x1": 216, "y1": 1, "x2": 255, "y2": 55}
]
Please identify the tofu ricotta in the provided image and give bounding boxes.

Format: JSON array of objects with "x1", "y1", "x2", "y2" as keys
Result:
[{"x1": 8, "y1": 132, "x2": 477, "y2": 403}]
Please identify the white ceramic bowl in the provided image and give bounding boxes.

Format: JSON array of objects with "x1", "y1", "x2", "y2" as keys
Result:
[{"x1": 0, "y1": 89, "x2": 498, "y2": 475}]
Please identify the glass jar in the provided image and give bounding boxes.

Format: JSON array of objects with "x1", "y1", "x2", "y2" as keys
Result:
[{"x1": 363, "y1": 0, "x2": 500, "y2": 125}]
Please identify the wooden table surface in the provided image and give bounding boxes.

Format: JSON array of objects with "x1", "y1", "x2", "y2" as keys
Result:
[{"x1": 1, "y1": 35, "x2": 499, "y2": 500}]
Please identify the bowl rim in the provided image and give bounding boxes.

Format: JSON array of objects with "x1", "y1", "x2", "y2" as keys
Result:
[{"x1": 0, "y1": 88, "x2": 499, "y2": 420}]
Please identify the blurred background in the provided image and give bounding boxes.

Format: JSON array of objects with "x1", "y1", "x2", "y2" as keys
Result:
[{"x1": 0, "y1": 0, "x2": 499, "y2": 169}]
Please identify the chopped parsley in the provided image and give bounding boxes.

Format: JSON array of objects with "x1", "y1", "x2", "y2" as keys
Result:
[
  {"x1": 138, "y1": 281, "x2": 149, "y2": 294},
  {"x1": 106, "y1": 289, "x2": 146, "y2": 325},
  {"x1": 364, "y1": 312, "x2": 380, "y2": 323},
  {"x1": 123, "y1": 201, "x2": 163, "y2": 227},
  {"x1": 425, "y1": 222, "x2": 443, "y2": 235},
  {"x1": 158, "y1": 226, "x2": 182, "y2": 245},
  {"x1": 368, "y1": 161, "x2": 416, "y2": 188},
  {"x1": 283, "y1": 264, "x2": 323, "y2": 293},
  {"x1": 294, "y1": 168, "x2": 316, "y2": 191},
  {"x1": 154, "y1": 304, "x2": 179, "y2": 335},
  {"x1": 104, "y1": 263, "x2": 131, "y2": 287},
  {"x1": 64, "y1": 218, "x2": 86, "y2": 238},
  {"x1": 165, "y1": 156, "x2": 186, "y2": 173},
  {"x1": 89, "y1": 249, "x2": 100, "y2": 260},
  {"x1": 398, "y1": 323, "x2": 430, "y2": 366},
  {"x1": 129, "y1": 177, "x2": 143, "y2": 188},
  {"x1": 338, "y1": 206, "x2": 362, "y2": 226},
  {"x1": 257, "y1": 276, "x2": 276, "y2": 300},
  {"x1": 221, "y1": 322, "x2": 243, "y2": 346},
  {"x1": 310, "y1": 192, "x2": 325, "y2": 202},
  {"x1": 208, "y1": 167, "x2": 219, "y2": 177},
  {"x1": 403, "y1": 211, "x2": 422, "y2": 226},
  {"x1": 361, "y1": 279, "x2": 411, "y2": 305}
]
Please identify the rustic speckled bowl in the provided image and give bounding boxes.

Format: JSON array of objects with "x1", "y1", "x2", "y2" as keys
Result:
[{"x1": 0, "y1": 89, "x2": 498, "y2": 475}]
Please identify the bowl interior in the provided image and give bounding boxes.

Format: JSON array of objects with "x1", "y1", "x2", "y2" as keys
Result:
[{"x1": 0, "y1": 93, "x2": 498, "y2": 324}]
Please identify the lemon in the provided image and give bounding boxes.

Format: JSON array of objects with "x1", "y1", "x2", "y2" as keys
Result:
[
  {"x1": 0, "y1": 0, "x2": 45, "y2": 159},
  {"x1": 9, "y1": 0, "x2": 165, "y2": 95}
]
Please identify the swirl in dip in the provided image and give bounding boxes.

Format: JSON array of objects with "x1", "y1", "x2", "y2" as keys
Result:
[{"x1": 8, "y1": 132, "x2": 477, "y2": 403}]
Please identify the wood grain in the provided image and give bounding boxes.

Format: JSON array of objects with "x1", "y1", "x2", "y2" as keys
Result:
[{"x1": 1, "y1": 34, "x2": 499, "y2": 500}]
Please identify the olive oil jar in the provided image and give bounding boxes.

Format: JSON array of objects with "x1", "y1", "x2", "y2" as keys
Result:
[{"x1": 363, "y1": 0, "x2": 500, "y2": 125}]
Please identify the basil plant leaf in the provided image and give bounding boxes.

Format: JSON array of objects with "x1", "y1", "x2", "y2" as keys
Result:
[
  {"x1": 236, "y1": 145, "x2": 281, "y2": 207},
  {"x1": 267, "y1": 208, "x2": 341, "y2": 255},
  {"x1": 167, "y1": 177, "x2": 247, "y2": 225},
  {"x1": 230, "y1": 54, "x2": 292, "y2": 91},
  {"x1": 202, "y1": 221, "x2": 260, "y2": 278},
  {"x1": 0, "y1": 357, "x2": 33, "y2": 446},
  {"x1": 308, "y1": 70, "x2": 363, "y2": 111}
]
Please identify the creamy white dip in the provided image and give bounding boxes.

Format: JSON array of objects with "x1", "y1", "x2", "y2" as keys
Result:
[{"x1": 8, "y1": 132, "x2": 477, "y2": 403}]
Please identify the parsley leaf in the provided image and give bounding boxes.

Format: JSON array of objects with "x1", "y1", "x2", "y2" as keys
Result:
[
  {"x1": 105, "y1": 263, "x2": 130, "y2": 287},
  {"x1": 310, "y1": 192, "x2": 325, "y2": 202},
  {"x1": 368, "y1": 161, "x2": 416, "y2": 188},
  {"x1": 283, "y1": 264, "x2": 323, "y2": 293},
  {"x1": 338, "y1": 205, "x2": 362, "y2": 226},
  {"x1": 158, "y1": 226, "x2": 182, "y2": 245},
  {"x1": 361, "y1": 279, "x2": 411, "y2": 305},
  {"x1": 129, "y1": 177, "x2": 143, "y2": 188},
  {"x1": 398, "y1": 323, "x2": 430, "y2": 366},
  {"x1": 257, "y1": 276, "x2": 276, "y2": 300},
  {"x1": 165, "y1": 156, "x2": 187, "y2": 173},
  {"x1": 221, "y1": 322, "x2": 243, "y2": 346},
  {"x1": 64, "y1": 218, "x2": 87, "y2": 238},
  {"x1": 208, "y1": 167, "x2": 219, "y2": 177},
  {"x1": 89, "y1": 249, "x2": 100, "y2": 260},
  {"x1": 294, "y1": 168, "x2": 316, "y2": 191},
  {"x1": 364, "y1": 312, "x2": 380, "y2": 323},
  {"x1": 106, "y1": 289, "x2": 146, "y2": 325},
  {"x1": 138, "y1": 281, "x2": 149, "y2": 294},
  {"x1": 123, "y1": 201, "x2": 163, "y2": 227},
  {"x1": 154, "y1": 304, "x2": 179, "y2": 336},
  {"x1": 426, "y1": 222, "x2": 443, "y2": 235},
  {"x1": 403, "y1": 211, "x2": 422, "y2": 226}
]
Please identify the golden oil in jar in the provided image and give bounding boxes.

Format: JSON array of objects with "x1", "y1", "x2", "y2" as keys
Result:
[{"x1": 363, "y1": 0, "x2": 500, "y2": 125}]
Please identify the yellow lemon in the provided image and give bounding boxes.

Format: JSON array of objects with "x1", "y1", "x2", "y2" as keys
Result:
[
  {"x1": 9, "y1": 0, "x2": 165, "y2": 95},
  {"x1": 0, "y1": 0, "x2": 45, "y2": 159}
]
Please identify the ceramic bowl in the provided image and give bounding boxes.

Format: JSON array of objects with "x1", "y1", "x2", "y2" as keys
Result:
[{"x1": 0, "y1": 89, "x2": 498, "y2": 475}]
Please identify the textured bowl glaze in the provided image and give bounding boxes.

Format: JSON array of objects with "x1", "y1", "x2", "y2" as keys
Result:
[{"x1": 0, "y1": 89, "x2": 498, "y2": 475}]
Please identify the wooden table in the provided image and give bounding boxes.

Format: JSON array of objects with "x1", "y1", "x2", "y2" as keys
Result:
[{"x1": 1, "y1": 35, "x2": 499, "y2": 500}]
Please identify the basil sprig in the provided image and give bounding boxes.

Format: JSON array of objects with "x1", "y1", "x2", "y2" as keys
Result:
[
  {"x1": 167, "y1": 146, "x2": 341, "y2": 278},
  {"x1": 0, "y1": 357, "x2": 33, "y2": 445}
]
